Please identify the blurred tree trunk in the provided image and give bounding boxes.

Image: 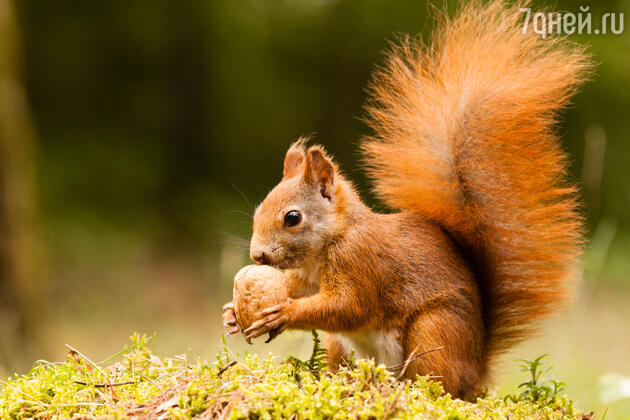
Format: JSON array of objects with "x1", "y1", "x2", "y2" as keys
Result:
[{"x1": 0, "y1": 0, "x2": 43, "y2": 370}]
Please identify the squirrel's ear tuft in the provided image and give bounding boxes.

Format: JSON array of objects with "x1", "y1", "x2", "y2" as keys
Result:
[
  {"x1": 304, "y1": 146, "x2": 334, "y2": 200},
  {"x1": 283, "y1": 139, "x2": 307, "y2": 179}
]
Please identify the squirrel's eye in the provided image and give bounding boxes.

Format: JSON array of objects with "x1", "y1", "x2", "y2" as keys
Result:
[{"x1": 283, "y1": 210, "x2": 302, "y2": 227}]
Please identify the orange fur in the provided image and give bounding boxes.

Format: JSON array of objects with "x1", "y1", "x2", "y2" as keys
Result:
[
  {"x1": 229, "y1": 0, "x2": 592, "y2": 399},
  {"x1": 362, "y1": 0, "x2": 591, "y2": 364}
]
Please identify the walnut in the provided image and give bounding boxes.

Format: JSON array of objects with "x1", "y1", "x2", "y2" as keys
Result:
[{"x1": 232, "y1": 264, "x2": 288, "y2": 332}]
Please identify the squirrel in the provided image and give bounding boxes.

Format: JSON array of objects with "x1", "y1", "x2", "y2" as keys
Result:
[{"x1": 222, "y1": 0, "x2": 592, "y2": 399}]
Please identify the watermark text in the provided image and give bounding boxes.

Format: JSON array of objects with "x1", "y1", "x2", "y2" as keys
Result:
[{"x1": 520, "y1": 6, "x2": 624, "y2": 38}]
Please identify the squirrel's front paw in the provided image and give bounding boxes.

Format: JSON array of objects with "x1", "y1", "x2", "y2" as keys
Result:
[
  {"x1": 243, "y1": 299, "x2": 292, "y2": 343},
  {"x1": 222, "y1": 301, "x2": 240, "y2": 336}
]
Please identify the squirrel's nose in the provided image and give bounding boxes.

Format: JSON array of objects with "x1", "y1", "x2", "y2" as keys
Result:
[
  {"x1": 251, "y1": 251, "x2": 269, "y2": 265},
  {"x1": 250, "y1": 233, "x2": 271, "y2": 264}
]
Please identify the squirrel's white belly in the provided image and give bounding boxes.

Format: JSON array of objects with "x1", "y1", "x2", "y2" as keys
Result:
[{"x1": 336, "y1": 329, "x2": 404, "y2": 367}]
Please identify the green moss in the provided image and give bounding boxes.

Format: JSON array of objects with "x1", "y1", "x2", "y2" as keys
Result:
[{"x1": 0, "y1": 333, "x2": 587, "y2": 419}]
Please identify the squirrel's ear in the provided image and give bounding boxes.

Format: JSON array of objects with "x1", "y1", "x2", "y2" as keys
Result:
[
  {"x1": 304, "y1": 146, "x2": 334, "y2": 200},
  {"x1": 283, "y1": 140, "x2": 306, "y2": 179}
]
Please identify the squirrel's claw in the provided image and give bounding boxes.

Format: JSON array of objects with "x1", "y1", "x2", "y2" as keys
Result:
[
  {"x1": 243, "y1": 303, "x2": 289, "y2": 341},
  {"x1": 265, "y1": 325, "x2": 288, "y2": 343},
  {"x1": 222, "y1": 301, "x2": 240, "y2": 336}
]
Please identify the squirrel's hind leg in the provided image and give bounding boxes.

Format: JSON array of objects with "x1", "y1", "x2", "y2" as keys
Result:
[
  {"x1": 323, "y1": 333, "x2": 350, "y2": 371},
  {"x1": 403, "y1": 309, "x2": 485, "y2": 400}
]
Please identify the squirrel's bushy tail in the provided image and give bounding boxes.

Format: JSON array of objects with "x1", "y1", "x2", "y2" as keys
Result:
[{"x1": 362, "y1": 1, "x2": 591, "y2": 365}]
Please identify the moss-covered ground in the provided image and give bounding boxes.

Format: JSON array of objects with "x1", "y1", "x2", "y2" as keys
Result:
[{"x1": 0, "y1": 333, "x2": 590, "y2": 419}]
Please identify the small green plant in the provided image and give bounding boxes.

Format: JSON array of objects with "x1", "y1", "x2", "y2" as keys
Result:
[
  {"x1": 505, "y1": 354, "x2": 571, "y2": 411},
  {"x1": 519, "y1": 354, "x2": 552, "y2": 401},
  {"x1": 285, "y1": 329, "x2": 328, "y2": 380},
  {"x1": 344, "y1": 349, "x2": 357, "y2": 370}
]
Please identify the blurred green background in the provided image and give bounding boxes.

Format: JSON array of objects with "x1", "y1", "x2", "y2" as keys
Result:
[{"x1": 1, "y1": 0, "x2": 629, "y2": 417}]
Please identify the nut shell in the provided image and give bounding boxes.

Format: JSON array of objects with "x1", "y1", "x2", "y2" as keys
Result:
[{"x1": 232, "y1": 265, "x2": 288, "y2": 331}]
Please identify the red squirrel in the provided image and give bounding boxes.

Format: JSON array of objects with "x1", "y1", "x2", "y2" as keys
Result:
[{"x1": 222, "y1": 0, "x2": 591, "y2": 398}]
